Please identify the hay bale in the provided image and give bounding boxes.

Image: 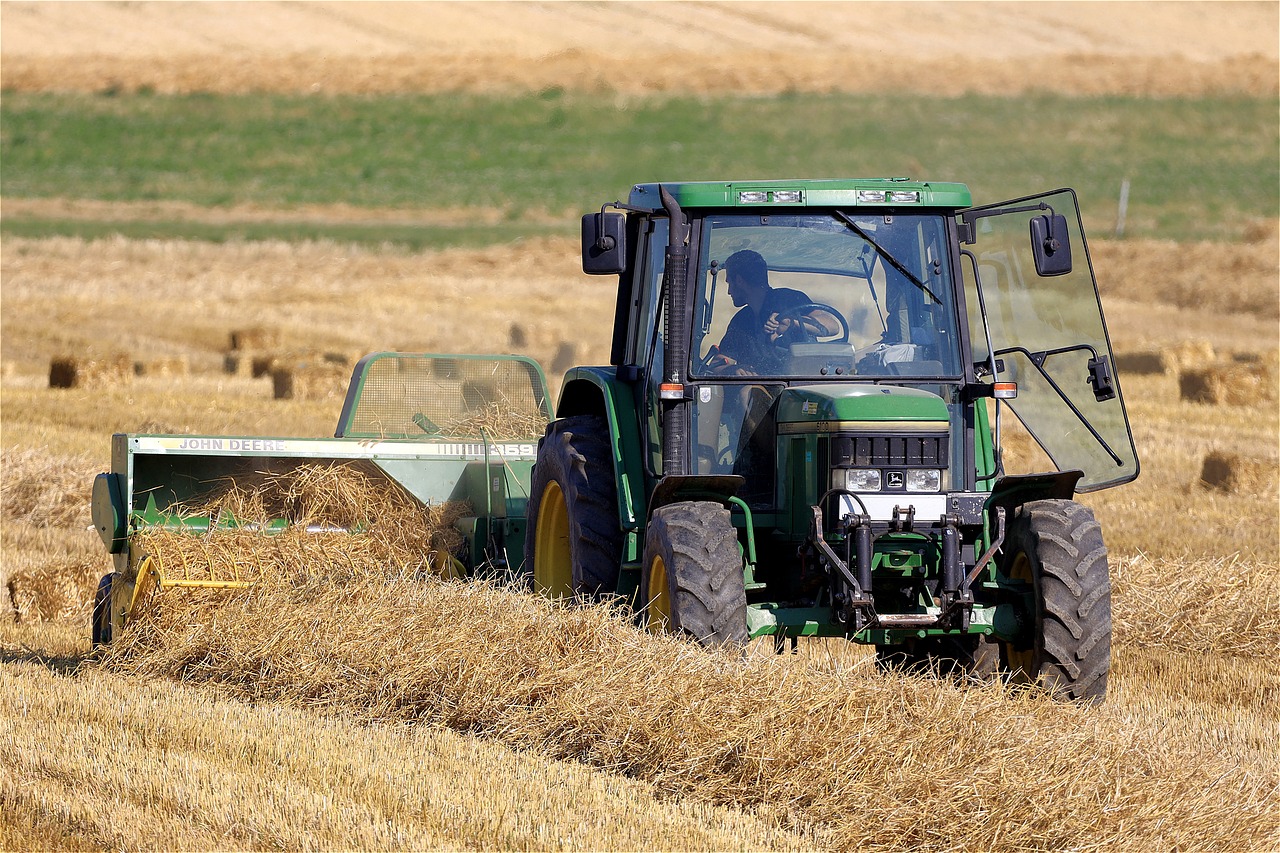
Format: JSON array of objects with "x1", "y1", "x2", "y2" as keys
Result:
[
  {"x1": 322, "y1": 351, "x2": 358, "y2": 367},
  {"x1": 222, "y1": 351, "x2": 257, "y2": 377},
  {"x1": 1166, "y1": 340, "x2": 1216, "y2": 372},
  {"x1": 7, "y1": 556, "x2": 101, "y2": 623},
  {"x1": 272, "y1": 362, "x2": 349, "y2": 401},
  {"x1": 229, "y1": 327, "x2": 280, "y2": 351},
  {"x1": 239, "y1": 350, "x2": 352, "y2": 379},
  {"x1": 1199, "y1": 450, "x2": 1278, "y2": 495},
  {"x1": 1180, "y1": 363, "x2": 1273, "y2": 405},
  {"x1": 48, "y1": 354, "x2": 132, "y2": 389},
  {"x1": 251, "y1": 354, "x2": 280, "y2": 378},
  {"x1": 134, "y1": 356, "x2": 190, "y2": 378},
  {"x1": 1179, "y1": 369, "x2": 1216, "y2": 403},
  {"x1": 1115, "y1": 351, "x2": 1168, "y2": 376}
]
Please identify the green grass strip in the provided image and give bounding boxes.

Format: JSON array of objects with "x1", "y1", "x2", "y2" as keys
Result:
[{"x1": 3, "y1": 90, "x2": 1276, "y2": 244}]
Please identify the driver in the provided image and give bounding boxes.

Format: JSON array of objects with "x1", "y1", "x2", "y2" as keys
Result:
[{"x1": 708, "y1": 249, "x2": 839, "y2": 375}]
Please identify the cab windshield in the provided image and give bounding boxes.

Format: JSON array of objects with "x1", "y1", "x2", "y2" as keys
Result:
[{"x1": 692, "y1": 212, "x2": 962, "y2": 380}]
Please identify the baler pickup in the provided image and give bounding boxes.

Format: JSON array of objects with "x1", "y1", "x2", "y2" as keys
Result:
[{"x1": 91, "y1": 352, "x2": 550, "y2": 643}]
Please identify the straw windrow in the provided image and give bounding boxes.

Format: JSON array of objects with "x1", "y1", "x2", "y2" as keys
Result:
[{"x1": 105, "y1": 570, "x2": 1280, "y2": 851}]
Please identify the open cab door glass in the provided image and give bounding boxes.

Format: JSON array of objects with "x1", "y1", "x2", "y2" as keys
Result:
[{"x1": 960, "y1": 189, "x2": 1139, "y2": 492}]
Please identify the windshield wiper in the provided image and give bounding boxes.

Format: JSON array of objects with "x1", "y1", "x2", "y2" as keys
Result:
[{"x1": 834, "y1": 210, "x2": 943, "y2": 303}]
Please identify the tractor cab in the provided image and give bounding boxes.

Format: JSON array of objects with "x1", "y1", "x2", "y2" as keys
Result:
[
  {"x1": 686, "y1": 208, "x2": 967, "y2": 507},
  {"x1": 588, "y1": 182, "x2": 1135, "y2": 513}
]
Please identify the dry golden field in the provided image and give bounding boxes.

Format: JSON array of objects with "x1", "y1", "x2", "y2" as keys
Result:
[
  {"x1": 1, "y1": 231, "x2": 1277, "y2": 850},
  {"x1": 3, "y1": 1, "x2": 1277, "y2": 98},
  {"x1": 3, "y1": 2, "x2": 1280, "y2": 850}
]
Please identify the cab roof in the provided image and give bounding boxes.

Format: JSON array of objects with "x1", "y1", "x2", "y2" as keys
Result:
[{"x1": 629, "y1": 179, "x2": 972, "y2": 210}]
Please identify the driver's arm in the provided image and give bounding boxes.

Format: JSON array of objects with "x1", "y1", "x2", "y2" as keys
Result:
[{"x1": 766, "y1": 306, "x2": 841, "y2": 340}]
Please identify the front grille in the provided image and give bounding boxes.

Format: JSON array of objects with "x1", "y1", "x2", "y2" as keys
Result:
[{"x1": 833, "y1": 433, "x2": 949, "y2": 468}]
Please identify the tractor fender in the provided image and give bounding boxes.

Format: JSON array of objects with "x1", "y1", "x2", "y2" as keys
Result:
[
  {"x1": 986, "y1": 471, "x2": 1084, "y2": 517},
  {"x1": 554, "y1": 367, "x2": 646, "y2": 531},
  {"x1": 648, "y1": 474, "x2": 745, "y2": 520}
]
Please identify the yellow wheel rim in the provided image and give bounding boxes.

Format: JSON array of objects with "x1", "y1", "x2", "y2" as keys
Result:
[
  {"x1": 1006, "y1": 551, "x2": 1035, "y2": 674},
  {"x1": 646, "y1": 554, "x2": 671, "y2": 633},
  {"x1": 533, "y1": 481, "x2": 573, "y2": 598}
]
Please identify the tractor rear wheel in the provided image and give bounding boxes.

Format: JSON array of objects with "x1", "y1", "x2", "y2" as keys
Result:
[
  {"x1": 641, "y1": 501, "x2": 748, "y2": 648},
  {"x1": 999, "y1": 499, "x2": 1111, "y2": 703},
  {"x1": 91, "y1": 573, "x2": 113, "y2": 647},
  {"x1": 524, "y1": 415, "x2": 621, "y2": 600}
]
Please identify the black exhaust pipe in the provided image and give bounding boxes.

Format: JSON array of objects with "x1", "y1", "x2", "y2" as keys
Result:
[{"x1": 659, "y1": 185, "x2": 691, "y2": 477}]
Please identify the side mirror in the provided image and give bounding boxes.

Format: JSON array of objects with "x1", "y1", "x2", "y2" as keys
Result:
[
  {"x1": 581, "y1": 211, "x2": 627, "y2": 275},
  {"x1": 1030, "y1": 213, "x2": 1072, "y2": 276}
]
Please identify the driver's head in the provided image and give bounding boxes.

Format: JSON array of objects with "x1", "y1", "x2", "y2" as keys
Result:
[{"x1": 725, "y1": 249, "x2": 769, "y2": 308}]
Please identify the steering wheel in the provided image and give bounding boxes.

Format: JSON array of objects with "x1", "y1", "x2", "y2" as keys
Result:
[{"x1": 770, "y1": 302, "x2": 850, "y2": 347}]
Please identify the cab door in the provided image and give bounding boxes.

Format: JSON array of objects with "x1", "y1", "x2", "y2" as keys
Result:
[{"x1": 959, "y1": 189, "x2": 1139, "y2": 491}]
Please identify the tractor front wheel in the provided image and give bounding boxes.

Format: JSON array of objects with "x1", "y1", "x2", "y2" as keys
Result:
[
  {"x1": 524, "y1": 415, "x2": 621, "y2": 600},
  {"x1": 641, "y1": 501, "x2": 748, "y2": 648},
  {"x1": 999, "y1": 499, "x2": 1111, "y2": 703}
]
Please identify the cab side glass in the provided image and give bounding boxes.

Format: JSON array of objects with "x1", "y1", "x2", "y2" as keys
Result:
[
  {"x1": 1030, "y1": 213, "x2": 1072, "y2": 276},
  {"x1": 582, "y1": 211, "x2": 627, "y2": 274}
]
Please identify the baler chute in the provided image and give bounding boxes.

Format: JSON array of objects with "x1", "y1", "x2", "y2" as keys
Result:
[{"x1": 91, "y1": 352, "x2": 550, "y2": 644}]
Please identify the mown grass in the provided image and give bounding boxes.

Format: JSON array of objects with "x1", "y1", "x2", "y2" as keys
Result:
[
  {"x1": 2, "y1": 91, "x2": 1276, "y2": 243},
  {"x1": 1, "y1": 627, "x2": 815, "y2": 852}
]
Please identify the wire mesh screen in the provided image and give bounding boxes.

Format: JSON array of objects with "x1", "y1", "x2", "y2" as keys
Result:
[{"x1": 336, "y1": 353, "x2": 550, "y2": 439}]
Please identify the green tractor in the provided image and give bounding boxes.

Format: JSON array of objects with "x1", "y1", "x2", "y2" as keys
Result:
[{"x1": 525, "y1": 180, "x2": 1138, "y2": 702}]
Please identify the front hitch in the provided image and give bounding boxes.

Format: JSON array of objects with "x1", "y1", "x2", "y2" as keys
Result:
[{"x1": 805, "y1": 498, "x2": 988, "y2": 634}]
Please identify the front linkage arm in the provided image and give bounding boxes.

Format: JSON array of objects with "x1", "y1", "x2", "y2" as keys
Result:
[{"x1": 804, "y1": 498, "x2": 1004, "y2": 636}]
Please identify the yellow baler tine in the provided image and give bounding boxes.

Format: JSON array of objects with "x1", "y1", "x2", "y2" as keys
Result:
[
  {"x1": 127, "y1": 555, "x2": 161, "y2": 620},
  {"x1": 163, "y1": 579, "x2": 254, "y2": 589},
  {"x1": 129, "y1": 553, "x2": 256, "y2": 625}
]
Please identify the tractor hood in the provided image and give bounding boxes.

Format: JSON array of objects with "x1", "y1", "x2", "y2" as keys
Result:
[{"x1": 775, "y1": 384, "x2": 949, "y2": 429}]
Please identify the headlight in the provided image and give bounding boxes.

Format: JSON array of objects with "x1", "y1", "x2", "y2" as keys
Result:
[
  {"x1": 840, "y1": 469, "x2": 882, "y2": 491},
  {"x1": 905, "y1": 469, "x2": 942, "y2": 492}
]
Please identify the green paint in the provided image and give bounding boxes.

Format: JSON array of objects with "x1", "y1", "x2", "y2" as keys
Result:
[{"x1": 775, "y1": 385, "x2": 950, "y2": 424}]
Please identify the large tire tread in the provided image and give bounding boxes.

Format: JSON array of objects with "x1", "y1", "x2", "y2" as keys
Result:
[
  {"x1": 1005, "y1": 499, "x2": 1111, "y2": 703},
  {"x1": 524, "y1": 415, "x2": 622, "y2": 598},
  {"x1": 643, "y1": 501, "x2": 747, "y2": 647}
]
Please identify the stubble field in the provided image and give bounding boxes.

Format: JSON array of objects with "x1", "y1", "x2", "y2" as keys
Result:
[{"x1": 2, "y1": 2, "x2": 1278, "y2": 851}]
